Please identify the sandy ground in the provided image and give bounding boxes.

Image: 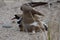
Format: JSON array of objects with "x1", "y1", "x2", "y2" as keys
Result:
[
  {"x1": 0, "y1": 0, "x2": 48, "y2": 40},
  {"x1": 0, "y1": 0, "x2": 60, "y2": 40}
]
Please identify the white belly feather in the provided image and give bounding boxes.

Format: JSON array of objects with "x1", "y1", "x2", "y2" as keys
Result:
[{"x1": 30, "y1": 22, "x2": 38, "y2": 26}]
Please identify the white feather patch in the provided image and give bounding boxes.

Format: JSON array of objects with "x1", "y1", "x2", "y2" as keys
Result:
[
  {"x1": 30, "y1": 22, "x2": 38, "y2": 26},
  {"x1": 32, "y1": 30, "x2": 35, "y2": 33}
]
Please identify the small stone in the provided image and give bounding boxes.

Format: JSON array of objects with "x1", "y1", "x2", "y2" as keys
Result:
[{"x1": 2, "y1": 21, "x2": 12, "y2": 28}]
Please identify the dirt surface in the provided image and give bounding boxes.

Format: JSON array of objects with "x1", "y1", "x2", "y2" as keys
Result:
[
  {"x1": 0, "y1": 0, "x2": 48, "y2": 40},
  {"x1": 0, "y1": 0, "x2": 60, "y2": 40}
]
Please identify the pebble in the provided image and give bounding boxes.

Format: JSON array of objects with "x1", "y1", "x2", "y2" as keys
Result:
[{"x1": 2, "y1": 21, "x2": 12, "y2": 28}]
